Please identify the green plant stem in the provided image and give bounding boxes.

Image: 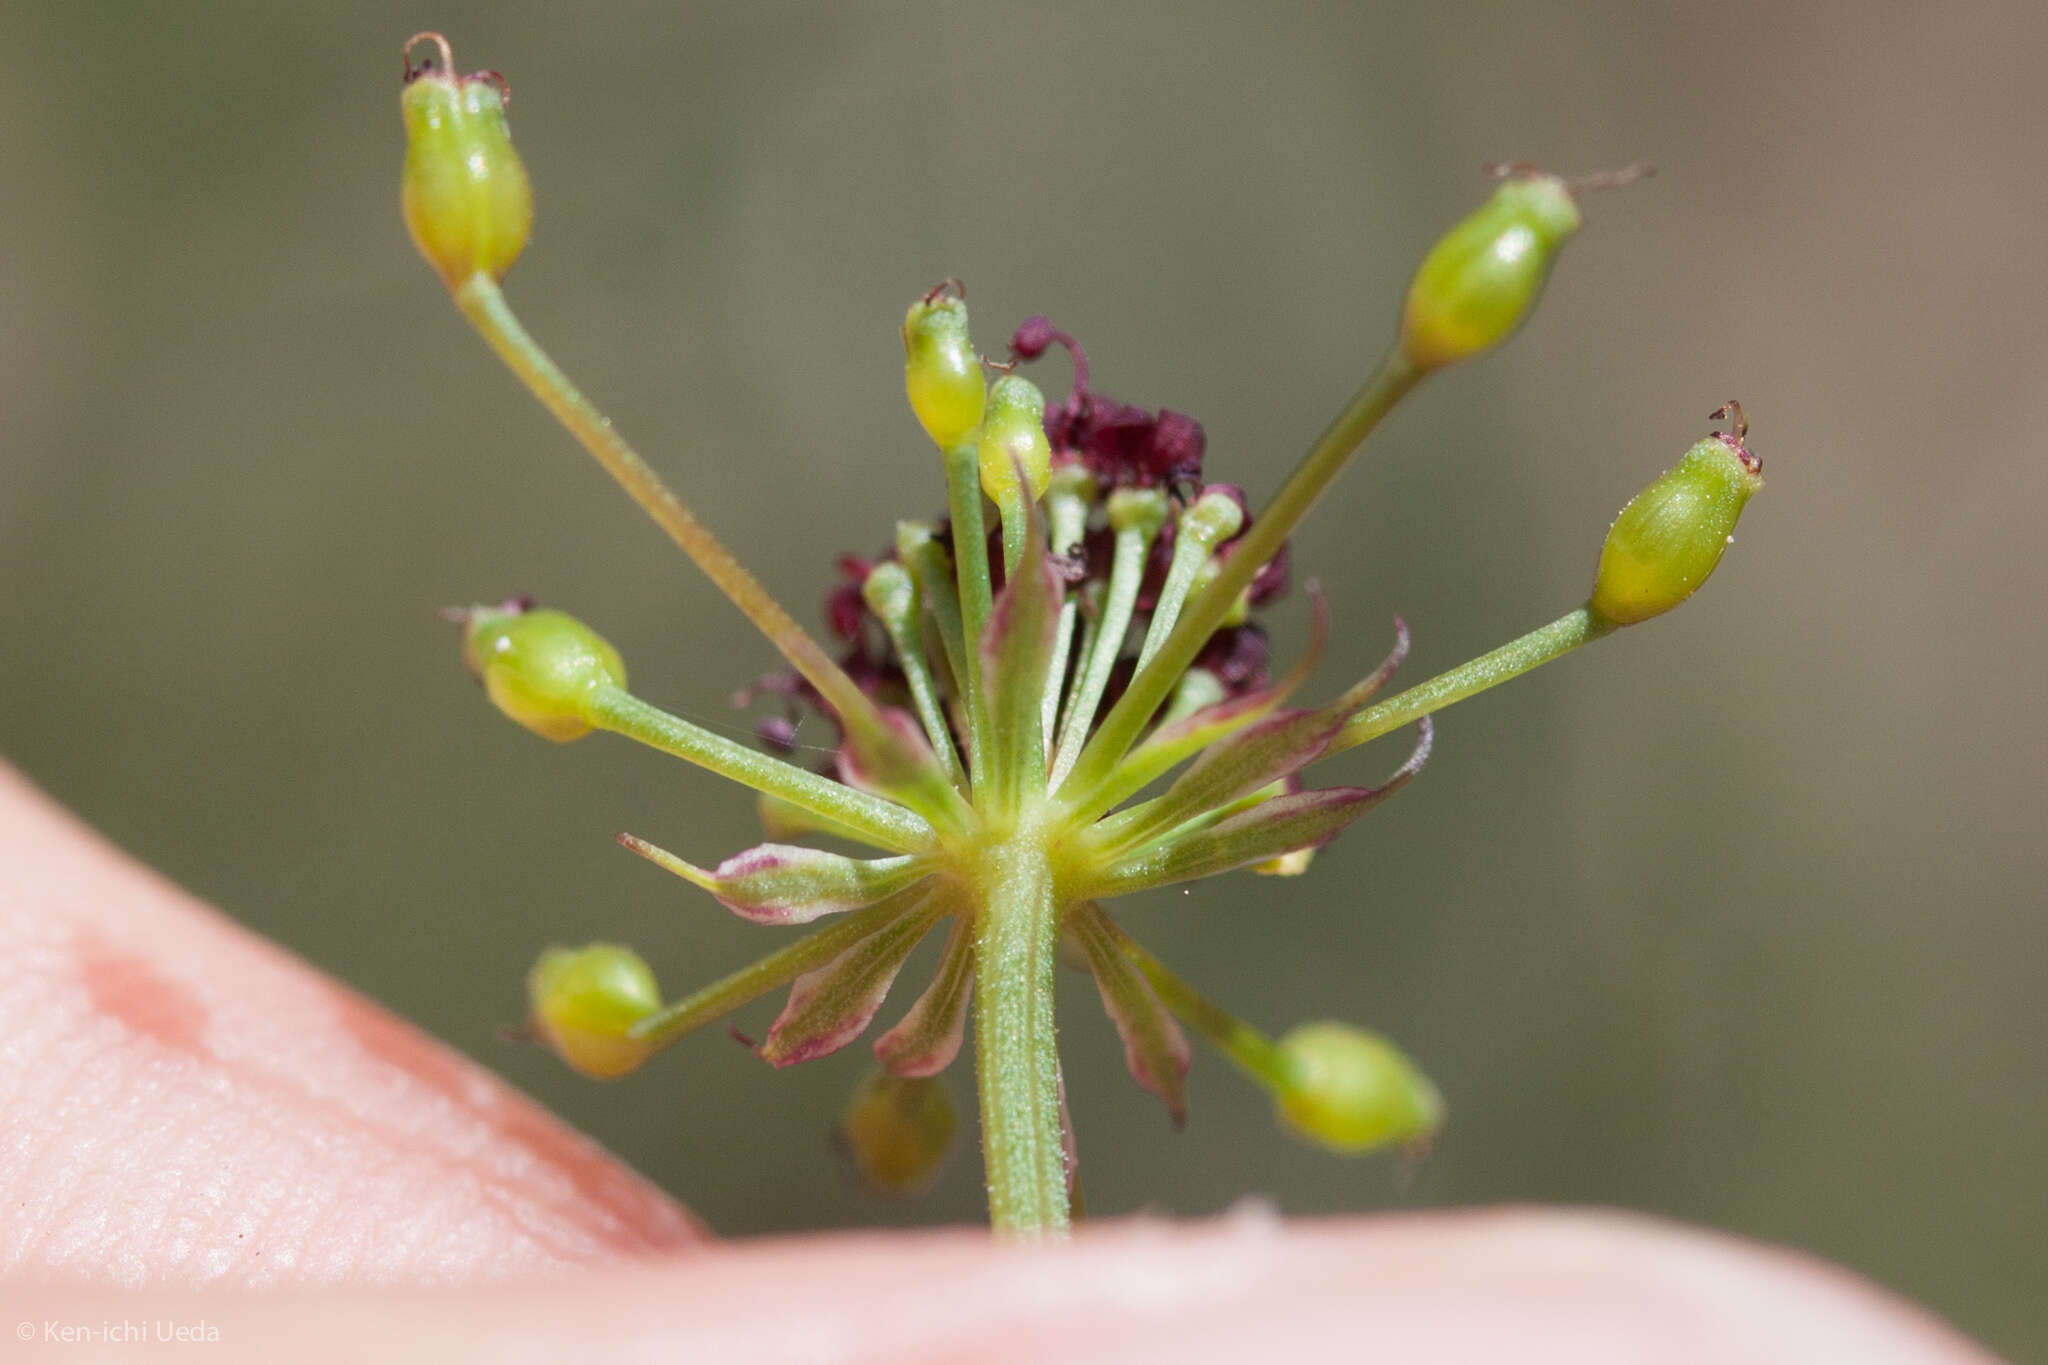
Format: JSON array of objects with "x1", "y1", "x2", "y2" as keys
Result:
[
  {"x1": 1132, "y1": 513, "x2": 1219, "y2": 673},
  {"x1": 1040, "y1": 488, "x2": 1090, "y2": 746},
  {"x1": 972, "y1": 818, "x2": 1069, "y2": 1235},
  {"x1": 943, "y1": 440, "x2": 995, "y2": 787},
  {"x1": 586, "y1": 687, "x2": 931, "y2": 852},
  {"x1": 452, "y1": 274, "x2": 967, "y2": 830},
  {"x1": 1061, "y1": 352, "x2": 1423, "y2": 799},
  {"x1": 1043, "y1": 598, "x2": 1079, "y2": 753},
  {"x1": 1048, "y1": 520, "x2": 1153, "y2": 787},
  {"x1": 899, "y1": 535, "x2": 971, "y2": 709},
  {"x1": 875, "y1": 609, "x2": 965, "y2": 789},
  {"x1": 1049, "y1": 590, "x2": 1099, "y2": 754},
  {"x1": 629, "y1": 894, "x2": 925, "y2": 1051},
  {"x1": 980, "y1": 526, "x2": 1054, "y2": 823},
  {"x1": 1106, "y1": 919, "x2": 1292, "y2": 1092},
  {"x1": 1331, "y1": 604, "x2": 1617, "y2": 755}
]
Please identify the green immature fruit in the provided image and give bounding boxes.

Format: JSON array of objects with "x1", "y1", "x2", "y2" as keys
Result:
[
  {"x1": 528, "y1": 944, "x2": 661, "y2": 1079},
  {"x1": 902, "y1": 285, "x2": 986, "y2": 450},
  {"x1": 1400, "y1": 172, "x2": 1581, "y2": 373},
  {"x1": 837, "y1": 1069, "x2": 959, "y2": 1197},
  {"x1": 399, "y1": 35, "x2": 533, "y2": 289},
  {"x1": 461, "y1": 603, "x2": 626, "y2": 742},
  {"x1": 1273, "y1": 1022, "x2": 1443, "y2": 1154},
  {"x1": 1591, "y1": 411, "x2": 1765, "y2": 626},
  {"x1": 978, "y1": 374, "x2": 1053, "y2": 506}
]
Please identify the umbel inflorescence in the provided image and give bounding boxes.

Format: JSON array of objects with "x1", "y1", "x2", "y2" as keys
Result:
[{"x1": 400, "y1": 34, "x2": 1763, "y2": 1234}]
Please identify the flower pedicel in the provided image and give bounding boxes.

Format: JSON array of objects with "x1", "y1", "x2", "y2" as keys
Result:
[{"x1": 399, "y1": 34, "x2": 1762, "y2": 1235}]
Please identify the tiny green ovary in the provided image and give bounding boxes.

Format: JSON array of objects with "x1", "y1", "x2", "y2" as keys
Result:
[
  {"x1": 1591, "y1": 437, "x2": 1762, "y2": 625},
  {"x1": 400, "y1": 75, "x2": 532, "y2": 287}
]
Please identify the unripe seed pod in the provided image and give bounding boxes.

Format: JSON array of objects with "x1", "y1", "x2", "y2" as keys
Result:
[
  {"x1": 902, "y1": 283, "x2": 986, "y2": 450},
  {"x1": 399, "y1": 34, "x2": 533, "y2": 289},
  {"x1": 836, "y1": 1069, "x2": 958, "y2": 1197},
  {"x1": 459, "y1": 601, "x2": 627, "y2": 742},
  {"x1": 528, "y1": 943, "x2": 661, "y2": 1080},
  {"x1": 978, "y1": 374, "x2": 1053, "y2": 506},
  {"x1": 1399, "y1": 171, "x2": 1581, "y2": 373},
  {"x1": 1273, "y1": 1021, "x2": 1443, "y2": 1154},
  {"x1": 1590, "y1": 405, "x2": 1765, "y2": 626},
  {"x1": 1182, "y1": 486, "x2": 1247, "y2": 548},
  {"x1": 860, "y1": 560, "x2": 919, "y2": 628}
]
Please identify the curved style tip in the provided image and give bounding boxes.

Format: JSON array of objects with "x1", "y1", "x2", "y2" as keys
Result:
[{"x1": 402, "y1": 31, "x2": 455, "y2": 84}]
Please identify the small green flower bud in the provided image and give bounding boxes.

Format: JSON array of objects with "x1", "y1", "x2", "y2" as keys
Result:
[
  {"x1": 1104, "y1": 484, "x2": 1171, "y2": 539},
  {"x1": 1590, "y1": 404, "x2": 1765, "y2": 626},
  {"x1": 1182, "y1": 486, "x2": 1247, "y2": 547},
  {"x1": 528, "y1": 943, "x2": 660, "y2": 1080},
  {"x1": 1273, "y1": 1021, "x2": 1443, "y2": 1154},
  {"x1": 458, "y1": 601, "x2": 626, "y2": 742},
  {"x1": 399, "y1": 34, "x2": 533, "y2": 289},
  {"x1": 902, "y1": 282, "x2": 986, "y2": 449},
  {"x1": 860, "y1": 559, "x2": 919, "y2": 627},
  {"x1": 836, "y1": 1069, "x2": 959, "y2": 1197},
  {"x1": 1399, "y1": 169, "x2": 1584, "y2": 373},
  {"x1": 1047, "y1": 459, "x2": 1098, "y2": 508},
  {"x1": 893, "y1": 518, "x2": 938, "y2": 563},
  {"x1": 978, "y1": 374, "x2": 1053, "y2": 507}
]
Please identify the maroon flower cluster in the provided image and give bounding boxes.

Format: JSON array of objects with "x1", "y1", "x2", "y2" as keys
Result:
[
  {"x1": 740, "y1": 318, "x2": 1295, "y2": 767},
  {"x1": 1009, "y1": 315, "x2": 1205, "y2": 492}
]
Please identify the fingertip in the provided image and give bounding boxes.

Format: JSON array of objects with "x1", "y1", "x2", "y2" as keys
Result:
[
  {"x1": 0, "y1": 761, "x2": 707, "y2": 1289},
  {"x1": 0, "y1": 766, "x2": 2002, "y2": 1362},
  {"x1": 3, "y1": 1209, "x2": 1995, "y2": 1364}
]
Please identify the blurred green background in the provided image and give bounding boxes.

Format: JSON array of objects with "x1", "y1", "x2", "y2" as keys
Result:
[{"x1": 2, "y1": 1, "x2": 2041, "y2": 1354}]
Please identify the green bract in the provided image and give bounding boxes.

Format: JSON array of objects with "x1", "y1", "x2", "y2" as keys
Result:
[
  {"x1": 461, "y1": 603, "x2": 625, "y2": 742},
  {"x1": 528, "y1": 943, "x2": 662, "y2": 1080},
  {"x1": 1592, "y1": 420, "x2": 1764, "y2": 626},
  {"x1": 399, "y1": 34, "x2": 532, "y2": 288}
]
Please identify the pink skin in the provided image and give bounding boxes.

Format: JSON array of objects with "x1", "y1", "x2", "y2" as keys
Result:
[{"x1": 0, "y1": 762, "x2": 1997, "y2": 1362}]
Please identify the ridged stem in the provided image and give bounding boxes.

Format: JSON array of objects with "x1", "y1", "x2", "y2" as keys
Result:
[
  {"x1": 972, "y1": 817, "x2": 1069, "y2": 1236},
  {"x1": 943, "y1": 441, "x2": 996, "y2": 788},
  {"x1": 585, "y1": 688, "x2": 931, "y2": 852},
  {"x1": 873, "y1": 605, "x2": 966, "y2": 789},
  {"x1": 451, "y1": 274, "x2": 967, "y2": 830},
  {"x1": 629, "y1": 895, "x2": 922, "y2": 1051},
  {"x1": 1048, "y1": 519, "x2": 1154, "y2": 787},
  {"x1": 1040, "y1": 487, "x2": 1091, "y2": 745},
  {"x1": 1332, "y1": 604, "x2": 1616, "y2": 755},
  {"x1": 1132, "y1": 509, "x2": 1226, "y2": 672}
]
